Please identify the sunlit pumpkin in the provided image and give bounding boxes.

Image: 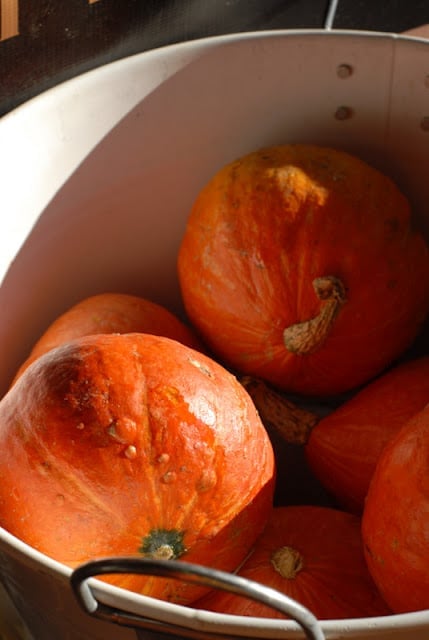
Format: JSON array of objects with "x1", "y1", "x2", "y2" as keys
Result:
[
  {"x1": 0, "y1": 332, "x2": 275, "y2": 604},
  {"x1": 177, "y1": 143, "x2": 429, "y2": 396}
]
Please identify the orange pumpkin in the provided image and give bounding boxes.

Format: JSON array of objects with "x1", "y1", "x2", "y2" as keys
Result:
[
  {"x1": 0, "y1": 333, "x2": 275, "y2": 604},
  {"x1": 12, "y1": 292, "x2": 204, "y2": 383},
  {"x1": 244, "y1": 356, "x2": 429, "y2": 513},
  {"x1": 177, "y1": 144, "x2": 429, "y2": 396},
  {"x1": 195, "y1": 506, "x2": 390, "y2": 619},
  {"x1": 362, "y1": 406, "x2": 429, "y2": 613},
  {"x1": 305, "y1": 356, "x2": 429, "y2": 513}
]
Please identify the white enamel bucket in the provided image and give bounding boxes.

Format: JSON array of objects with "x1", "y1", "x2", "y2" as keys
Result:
[{"x1": 0, "y1": 28, "x2": 428, "y2": 640}]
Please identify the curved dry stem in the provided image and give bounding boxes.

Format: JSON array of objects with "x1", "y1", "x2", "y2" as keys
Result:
[
  {"x1": 283, "y1": 276, "x2": 347, "y2": 356},
  {"x1": 240, "y1": 376, "x2": 319, "y2": 445}
]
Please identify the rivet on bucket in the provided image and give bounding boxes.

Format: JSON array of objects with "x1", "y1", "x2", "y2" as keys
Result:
[
  {"x1": 421, "y1": 116, "x2": 429, "y2": 131},
  {"x1": 336, "y1": 63, "x2": 353, "y2": 78},
  {"x1": 334, "y1": 105, "x2": 353, "y2": 120}
]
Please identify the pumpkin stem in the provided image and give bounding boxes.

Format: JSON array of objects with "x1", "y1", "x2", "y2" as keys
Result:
[
  {"x1": 240, "y1": 376, "x2": 319, "y2": 445},
  {"x1": 283, "y1": 276, "x2": 347, "y2": 355},
  {"x1": 271, "y1": 546, "x2": 303, "y2": 579},
  {"x1": 151, "y1": 544, "x2": 175, "y2": 560}
]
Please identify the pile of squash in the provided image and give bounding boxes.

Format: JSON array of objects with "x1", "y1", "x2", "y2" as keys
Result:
[{"x1": 0, "y1": 143, "x2": 428, "y2": 618}]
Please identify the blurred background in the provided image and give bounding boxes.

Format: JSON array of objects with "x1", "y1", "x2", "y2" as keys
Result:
[{"x1": 0, "y1": 0, "x2": 428, "y2": 117}]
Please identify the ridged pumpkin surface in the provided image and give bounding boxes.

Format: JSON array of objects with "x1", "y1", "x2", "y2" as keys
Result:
[
  {"x1": 177, "y1": 144, "x2": 429, "y2": 395},
  {"x1": 0, "y1": 333, "x2": 275, "y2": 604}
]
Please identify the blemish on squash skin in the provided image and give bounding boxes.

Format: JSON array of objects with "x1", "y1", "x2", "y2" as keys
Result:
[
  {"x1": 391, "y1": 538, "x2": 399, "y2": 550},
  {"x1": 157, "y1": 453, "x2": 170, "y2": 464},
  {"x1": 39, "y1": 461, "x2": 51, "y2": 475},
  {"x1": 162, "y1": 471, "x2": 177, "y2": 484},
  {"x1": 196, "y1": 468, "x2": 217, "y2": 492},
  {"x1": 107, "y1": 424, "x2": 128, "y2": 444},
  {"x1": 188, "y1": 358, "x2": 214, "y2": 378},
  {"x1": 124, "y1": 445, "x2": 137, "y2": 460},
  {"x1": 163, "y1": 386, "x2": 182, "y2": 403},
  {"x1": 107, "y1": 417, "x2": 138, "y2": 444}
]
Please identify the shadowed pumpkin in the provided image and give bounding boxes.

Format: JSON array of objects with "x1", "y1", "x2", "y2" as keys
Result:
[
  {"x1": 362, "y1": 407, "x2": 429, "y2": 613},
  {"x1": 243, "y1": 356, "x2": 429, "y2": 513},
  {"x1": 178, "y1": 143, "x2": 429, "y2": 395},
  {"x1": 195, "y1": 505, "x2": 391, "y2": 619}
]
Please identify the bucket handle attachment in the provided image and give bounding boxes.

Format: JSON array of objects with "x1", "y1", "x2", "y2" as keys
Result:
[
  {"x1": 70, "y1": 557, "x2": 325, "y2": 640},
  {"x1": 324, "y1": 0, "x2": 339, "y2": 30}
]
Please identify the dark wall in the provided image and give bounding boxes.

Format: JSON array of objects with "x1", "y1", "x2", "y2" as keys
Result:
[{"x1": 0, "y1": 0, "x2": 428, "y2": 117}]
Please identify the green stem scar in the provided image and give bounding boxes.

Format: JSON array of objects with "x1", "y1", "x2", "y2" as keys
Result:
[{"x1": 139, "y1": 528, "x2": 187, "y2": 560}]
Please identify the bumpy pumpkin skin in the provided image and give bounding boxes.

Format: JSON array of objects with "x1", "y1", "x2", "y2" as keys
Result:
[
  {"x1": 195, "y1": 506, "x2": 390, "y2": 620},
  {"x1": 12, "y1": 292, "x2": 203, "y2": 384},
  {"x1": 177, "y1": 144, "x2": 429, "y2": 396},
  {"x1": 305, "y1": 356, "x2": 429, "y2": 513},
  {"x1": 362, "y1": 408, "x2": 429, "y2": 613},
  {"x1": 0, "y1": 333, "x2": 275, "y2": 604}
]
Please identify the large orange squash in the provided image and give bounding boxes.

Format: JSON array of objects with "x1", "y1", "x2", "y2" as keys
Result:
[
  {"x1": 177, "y1": 144, "x2": 429, "y2": 396},
  {"x1": 0, "y1": 333, "x2": 275, "y2": 604},
  {"x1": 12, "y1": 292, "x2": 203, "y2": 383}
]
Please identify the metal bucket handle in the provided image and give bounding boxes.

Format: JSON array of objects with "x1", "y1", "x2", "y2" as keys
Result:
[{"x1": 70, "y1": 557, "x2": 325, "y2": 640}]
